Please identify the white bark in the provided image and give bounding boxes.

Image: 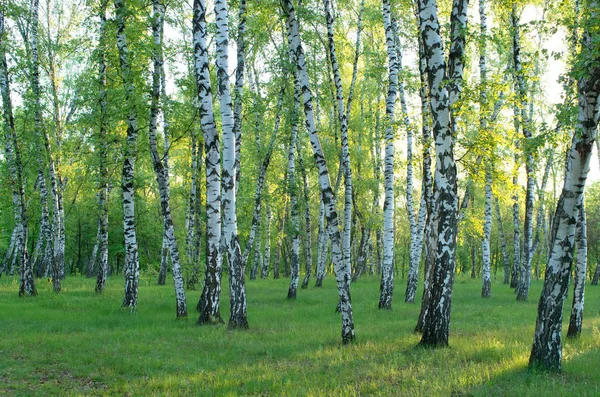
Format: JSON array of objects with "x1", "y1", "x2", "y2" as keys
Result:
[
  {"x1": 233, "y1": 0, "x2": 246, "y2": 197},
  {"x1": 87, "y1": 219, "x2": 101, "y2": 278},
  {"x1": 379, "y1": 0, "x2": 398, "y2": 310},
  {"x1": 194, "y1": 0, "x2": 223, "y2": 325},
  {"x1": 315, "y1": 197, "x2": 327, "y2": 287},
  {"x1": 242, "y1": 89, "x2": 284, "y2": 270},
  {"x1": 324, "y1": 0, "x2": 352, "y2": 297},
  {"x1": 0, "y1": 11, "x2": 33, "y2": 295},
  {"x1": 215, "y1": 0, "x2": 248, "y2": 329},
  {"x1": 283, "y1": 0, "x2": 354, "y2": 343},
  {"x1": 299, "y1": 147, "x2": 312, "y2": 289},
  {"x1": 261, "y1": 202, "x2": 272, "y2": 279},
  {"x1": 567, "y1": 205, "x2": 587, "y2": 338},
  {"x1": 417, "y1": 0, "x2": 465, "y2": 347},
  {"x1": 395, "y1": 18, "x2": 423, "y2": 304},
  {"x1": 495, "y1": 197, "x2": 510, "y2": 284},
  {"x1": 149, "y1": 0, "x2": 187, "y2": 317},
  {"x1": 95, "y1": 2, "x2": 109, "y2": 294},
  {"x1": 513, "y1": 3, "x2": 535, "y2": 301},
  {"x1": 115, "y1": 0, "x2": 140, "y2": 309},
  {"x1": 479, "y1": 0, "x2": 492, "y2": 298},
  {"x1": 286, "y1": 70, "x2": 300, "y2": 299},
  {"x1": 529, "y1": 5, "x2": 599, "y2": 369}
]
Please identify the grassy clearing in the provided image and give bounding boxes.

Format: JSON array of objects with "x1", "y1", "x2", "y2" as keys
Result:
[{"x1": 1, "y1": 274, "x2": 599, "y2": 396}]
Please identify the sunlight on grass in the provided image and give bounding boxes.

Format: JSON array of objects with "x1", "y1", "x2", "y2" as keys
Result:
[{"x1": 1, "y1": 275, "x2": 599, "y2": 395}]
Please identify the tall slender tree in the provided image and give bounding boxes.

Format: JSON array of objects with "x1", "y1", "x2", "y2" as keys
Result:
[
  {"x1": 567, "y1": 205, "x2": 587, "y2": 338},
  {"x1": 0, "y1": 11, "x2": 35, "y2": 296},
  {"x1": 114, "y1": 0, "x2": 141, "y2": 309},
  {"x1": 529, "y1": 2, "x2": 600, "y2": 370},
  {"x1": 194, "y1": 0, "x2": 223, "y2": 325},
  {"x1": 417, "y1": 0, "x2": 466, "y2": 347},
  {"x1": 282, "y1": 0, "x2": 354, "y2": 343},
  {"x1": 513, "y1": 2, "x2": 535, "y2": 301},
  {"x1": 215, "y1": 0, "x2": 248, "y2": 329},
  {"x1": 95, "y1": 0, "x2": 109, "y2": 294},
  {"x1": 479, "y1": 0, "x2": 492, "y2": 298},
  {"x1": 378, "y1": 0, "x2": 398, "y2": 310},
  {"x1": 148, "y1": 0, "x2": 187, "y2": 317}
]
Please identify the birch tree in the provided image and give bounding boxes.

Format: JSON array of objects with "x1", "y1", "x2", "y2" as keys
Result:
[
  {"x1": 479, "y1": 0, "x2": 492, "y2": 298},
  {"x1": 243, "y1": 89, "x2": 284, "y2": 275},
  {"x1": 215, "y1": 0, "x2": 248, "y2": 329},
  {"x1": 299, "y1": 147, "x2": 312, "y2": 289},
  {"x1": 0, "y1": 11, "x2": 35, "y2": 296},
  {"x1": 529, "y1": 3, "x2": 600, "y2": 370},
  {"x1": 148, "y1": 0, "x2": 187, "y2": 317},
  {"x1": 233, "y1": 0, "x2": 246, "y2": 196},
  {"x1": 417, "y1": 0, "x2": 466, "y2": 346},
  {"x1": 567, "y1": 205, "x2": 587, "y2": 338},
  {"x1": 283, "y1": 0, "x2": 354, "y2": 343},
  {"x1": 95, "y1": 0, "x2": 109, "y2": 294},
  {"x1": 114, "y1": 0, "x2": 141, "y2": 309},
  {"x1": 378, "y1": 0, "x2": 398, "y2": 310},
  {"x1": 286, "y1": 71, "x2": 300, "y2": 299},
  {"x1": 194, "y1": 0, "x2": 223, "y2": 325},
  {"x1": 27, "y1": 0, "x2": 60, "y2": 291},
  {"x1": 512, "y1": 2, "x2": 535, "y2": 302},
  {"x1": 495, "y1": 197, "x2": 510, "y2": 284}
]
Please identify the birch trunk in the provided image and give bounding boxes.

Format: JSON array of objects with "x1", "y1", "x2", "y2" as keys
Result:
[
  {"x1": 28, "y1": 0, "x2": 55, "y2": 288},
  {"x1": 495, "y1": 197, "x2": 510, "y2": 284},
  {"x1": 159, "y1": 229, "x2": 168, "y2": 285},
  {"x1": 250, "y1": 217, "x2": 262, "y2": 280},
  {"x1": 479, "y1": 0, "x2": 492, "y2": 298},
  {"x1": 283, "y1": 0, "x2": 354, "y2": 343},
  {"x1": 233, "y1": 0, "x2": 246, "y2": 197},
  {"x1": 315, "y1": 198, "x2": 326, "y2": 287},
  {"x1": 242, "y1": 89, "x2": 283, "y2": 270},
  {"x1": 185, "y1": 129, "x2": 202, "y2": 289},
  {"x1": 324, "y1": 0, "x2": 352, "y2": 299},
  {"x1": 0, "y1": 12, "x2": 34, "y2": 295},
  {"x1": 299, "y1": 147, "x2": 312, "y2": 289},
  {"x1": 567, "y1": 205, "x2": 587, "y2": 338},
  {"x1": 481, "y1": 170, "x2": 492, "y2": 297},
  {"x1": 511, "y1": 153, "x2": 521, "y2": 288},
  {"x1": 379, "y1": 0, "x2": 398, "y2": 310},
  {"x1": 114, "y1": 0, "x2": 140, "y2": 309},
  {"x1": 194, "y1": 0, "x2": 223, "y2": 325},
  {"x1": 532, "y1": 151, "x2": 553, "y2": 279},
  {"x1": 159, "y1": 40, "x2": 173, "y2": 287},
  {"x1": 1, "y1": 228, "x2": 17, "y2": 277},
  {"x1": 261, "y1": 203, "x2": 272, "y2": 279},
  {"x1": 186, "y1": 129, "x2": 198, "y2": 286},
  {"x1": 0, "y1": 14, "x2": 22, "y2": 278},
  {"x1": 87, "y1": 219, "x2": 101, "y2": 278},
  {"x1": 591, "y1": 259, "x2": 599, "y2": 286},
  {"x1": 397, "y1": 20, "x2": 424, "y2": 304},
  {"x1": 45, "y1": 9, "x2": 66, "y2": 283},
  {"x1": 286, "y1": 72, "x2": 300, "y2": 299},
  {"x1": 149, "y1": 0, "x2": 187, "y2": 317},
  {"x1": 529, "y1": 9, "x2": 599, "y2": 369},
  {"x1": 214, "y1": 0, "x2": 248, "y2": 329},
  {"x1": 417, "y1": 0, "x2": 465, "y2": 347},
  {"x1": 30, "y1": 0, "x2": 61, "y2": 292},
  {"x1": 95, "y1": 2, "x2": 109, "y2": 293},
  {"x1": 513, "y1": 3, "x2": 535, "y2": 301},
  {"x1": 413, "y1": 20, "x2": 435, "y2": 314}
]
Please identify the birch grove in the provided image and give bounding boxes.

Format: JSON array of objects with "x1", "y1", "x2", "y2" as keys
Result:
[{"x1": 0, "y1": 0, "x2": 599, "y2": 372}]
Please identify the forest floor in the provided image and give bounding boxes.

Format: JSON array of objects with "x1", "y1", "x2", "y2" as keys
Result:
[{"x1": 1, "y1": 273, "x2": 599, "y2": 396}]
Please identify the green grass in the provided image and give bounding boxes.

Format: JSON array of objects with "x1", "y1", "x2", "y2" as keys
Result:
[{"x1": 1, "y1": 274, "x2": 599, "y2": 396}]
